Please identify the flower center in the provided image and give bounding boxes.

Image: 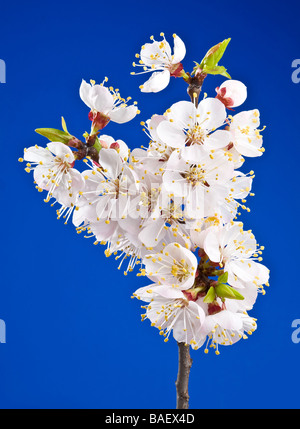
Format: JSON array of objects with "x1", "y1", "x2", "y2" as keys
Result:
[
  {"x1": 205, "y1": 216, "x2": 220, "y2": 226},
  {"x1": 54, "y1": 157, "x2": 71, "y2": 171},
  {"x1": 171, "y1": 260, "x2": 190, "y2": 282},
  {"x1": 186, "y1": 124, "x2": 206, "y2": 145},
  {"x1": 183, "y1": 165, "x2": 207, "y2": 187}
]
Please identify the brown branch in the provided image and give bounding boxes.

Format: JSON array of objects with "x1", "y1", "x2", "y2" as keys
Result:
[
  {"x1": 186, "y1": 71, "x2": 207, "y2": 108},
  {"x1": 175, "y1": 342, "x2": 193, "y2": 409},
  {"x1": 173, "y1": 70, "x2": 207, "y2": 410}
]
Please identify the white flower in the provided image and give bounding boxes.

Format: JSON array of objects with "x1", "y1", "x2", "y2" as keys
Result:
[
  {"x1": 228, "y1": 109, "x2": 265, "y2": 157},
  {"x1": 22, "y1": 142, "x2": 84, "y2": 207},
  {"x1": 98, "y1": 134, "x2": 130, "y2": 161},
  {"x1": 190, "y1": 215, "x2": 225, "y2": 250},
  {"x1": 196, "y1": 310, "x2": 257, "y2": 354},
  {"x1": 75, "y1": 149, "x2": 139, "y2": 242},
  {"x1": 138, "y1": 198, "x2": 192, "y2": 249},
  {"x1": 133, "y1": 285, "x2": 205, "y2": 347},
  {"x1": 133, "y1": 33, "x2": 186, "y2": 93},
  {"x1": 215, "y1": 79, "x2": 247, "y2": 109},
  {"x1": 162, "y1": 145, "x2": 239, "y2": 222},
  {"x1": 131, "y1": 114, "x2": 174, "y2": 172},
  {"x1": 156, "y1": 98, "x2": 231, "y2": 150},
  {"x1": 103, "y1": 221, "x2": 145, "y2": 274},
  {"x1": 141, "y1": 242, "x2": 198, "y2": 290},
  {"x1": 79, "y1": 79, "x2": 138, "y2": 128},
  {"x1": 203, "y1": 221, "x2": 270, "y2": 294},
  {"x1": 132, "y1": 243, "x2": 206, "y2": 347}
]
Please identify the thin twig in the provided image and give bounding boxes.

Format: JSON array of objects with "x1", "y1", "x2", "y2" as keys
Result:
[
  {"x1": 175, "y1": 342, "x2": 193, "y2": 409},
  {"x1": 187, "y1": 71, "x2": 207, "y2": 107},
  {"x1": 174, "y1": 69, "x2": 206, "y2": 410}
]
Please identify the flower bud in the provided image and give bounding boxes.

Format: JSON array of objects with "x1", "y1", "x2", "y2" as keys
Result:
[
  {"x1": 208, "y1": 301, "x2": 222, "y2": 315},
  {"x1": 110, "y1": 142, "x2": 120, "y2": 151},
  {"x1": 215, "y1": 80, "x2": 247, "y2": 108},
  {"x1": 68, "y1": 137, "x2": 84, "y2": 149},
  {"x1": 89, "y1": 111, "x2": 110, "y2": 132},
  {"x1": 169, "y1": 62, "x2": 184, "y2": 77}
]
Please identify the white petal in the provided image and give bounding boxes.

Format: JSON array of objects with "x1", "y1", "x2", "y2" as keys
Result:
[
  {"x1": 140, "y1": 70, "x2": 170, "y2": 93},
  {"x1": 91, "y1": 219, "x2": 117, "y2": 241},
  {"x1": 146, "y1": 114, "x2": 167, "y2": 142},
  {"x1": 115, "y1": 139, "x2": 130, "y2": 160},
  {"x1": 23, "y1": 146, "x2": 53, "y2": 164},
  {"x1": 140, "y1": 41, "x2": 167, "y2": 67},
  {"x1": 204, "y1": 231, "x2": 221, "y2": 263},
  {"x1": 79, "y1": 79, "x2": 93, "y2": 109},
  {"x1": 47, "y1": 142, "x2": 74, "y2": 161},
  {"x1": 180, "y1": 144, "x2": 206, "y2": 163},
  {"x1": 230, "y1": 173, "x2": 253, "y2": 199},
  {"x1": 152, "y1": 286, "x2": 185, "y2": 299},
  {"x1": 204, "y1": 129, "x2": 231, "y2": 149},
  {"x1": 167, "y1": 100, "x2": 196, "y2": 128},
  {"x1": 33, "y1": 165, "x2": 51, "y2": 190},
  {"x1": 69, "y1": 168, "x2": 85, "y2": 193},
  {"x1": 229, "y1": 260, "x2": 269, "y2": 284},
  {"x1": 138, "y1": 218, "x2": 166, "y2": 248},
  {"x1": 72, "y1": 201, "x2": 96, "y2": 227},
  {"x1": 91, "y1": 84, "x2": 114, "y2": 114},
  {"x1": 163, "y1": 169, "x2": 187, "y2": 197},
  {"x1": 234, "y1": 135, "x2": 263, "y2": 157},
  {"x1": 172, "y1": 34, "x2": 186, "y2": 63},
  {"x1": 109, "y1": 105, "x2": 138, "y2": 124},
  {"x1": 214, "y1": 310, "x2": 243, "y2": 331},
  {"x1": 173, "y1": 302, "x2": 205, "y2": 344},
  {"x1": 98, "y1": 148, "x2": 123, "y2": 180},
  {"x1": 197, "y1": 97, "x2": 226, "y2": 131},
  {"x1": 231, "y1": 109, "x2": 260, "y2": 130},
  {"x1": 99, "y1": 134, "x2": 115, "y2": 148},
  {"x1": 156, "y1": 121, "x2": 186, "y2": 148},
  {"x1": 95, "y1": 195, "x2": 111, "y2": 220}
]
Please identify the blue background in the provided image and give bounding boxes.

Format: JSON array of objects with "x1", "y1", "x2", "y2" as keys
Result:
[{"x1": 0, "y1": 0, "x2": 299, "y2": 409}]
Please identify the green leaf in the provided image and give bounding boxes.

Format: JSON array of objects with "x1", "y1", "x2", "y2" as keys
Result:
[
  {"x1": 202, "y1": 65, "x2": 231, "y2": 79},
  {"x1": 35, "y1": 128, "x2": 72, "y2": 145},
  {"x1": 215, "y1": 284, "x2": 244, "y2": 300},
  {"x1": 218, "y1": 272, "x2": 228, "y2": 284},
  {"x1": 203, "y1": 286, "x2": 216, "y2": 303},
  {"x1": 200, "y1": 38, "x2": 231, "y2": 70},
  {"x1": 93, "y1": 136, "x2": 102, "y2": 153},
  {"x1": 61, "y1": 117, "x2": 69, "y2": 134}
]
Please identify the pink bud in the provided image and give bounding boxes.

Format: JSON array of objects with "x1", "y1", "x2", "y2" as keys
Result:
[
  {"x1": 169, "y1": 62, "x2": 184, "y2": 77},
  {"x1": 110, "y1": 142, "x2": 120, "y2": 151},
  {"x1": 215, "y1": 80, "x2": 247, "y2": 109},
  {"x1": 208, "y1": 302, "x2": 222, "y2": 315},
  {"x1": 88, "y1": 111, "x2": 110, "y2": 131}
]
